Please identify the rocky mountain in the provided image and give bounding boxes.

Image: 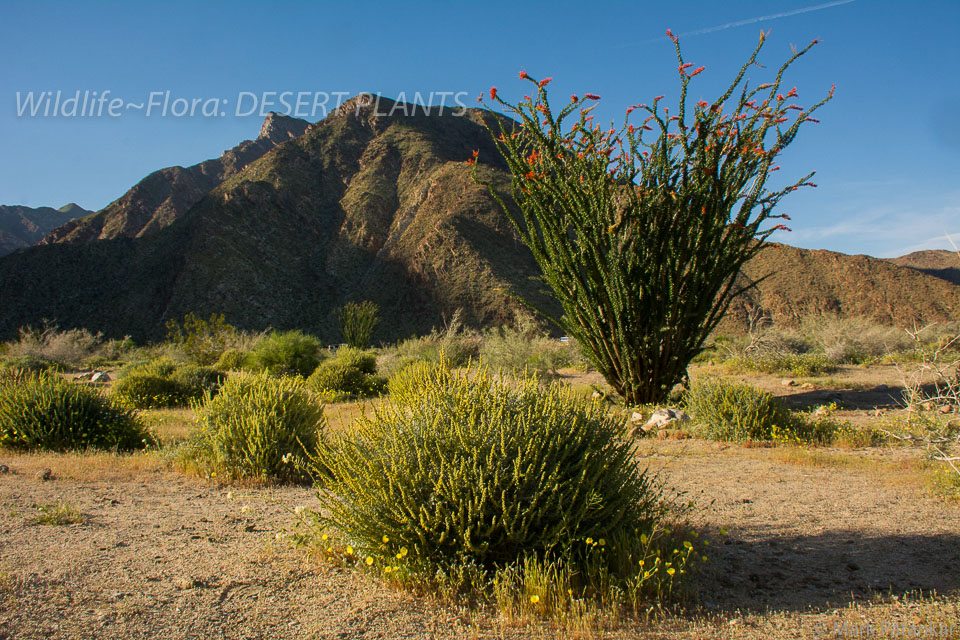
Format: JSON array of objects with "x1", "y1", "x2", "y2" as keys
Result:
[
  {"x1": 886, "y1": 250, "x2": 960, "y2": 286},
  {"x1": 0, "y1": 203, "x2": 91, "y2": 257},
  {"x1": 41, "y1": 112, "x2": 309, "y2": 244},
  {"x1": 0, "y1": 97, "x2": 957, "y2": 343},
  {"x1": 0, "y1": 98, "x2": 551, "y2": 342},
  {"x1": 726, "y1": 244, "x2": 960, "y2": 331}
]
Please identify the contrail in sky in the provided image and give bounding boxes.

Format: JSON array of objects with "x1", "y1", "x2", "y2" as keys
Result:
[{"x1": 680, "y1": 0, "x2": 856, "y2": 37}]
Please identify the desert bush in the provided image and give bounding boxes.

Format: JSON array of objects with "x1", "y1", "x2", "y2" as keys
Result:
[
  {"x1": 0, "y1": 373, "x2": 152, "y2": 451},
  {"x1": 801, "y1": 316, "x2": 910, "y2": 363},
  {"x1": 113, "y1": 360, "x2": 225, "y2": 409},
  {"x1": 724, "y1": 352, "x2": 836, "y2": 377},
  {"x1": 480, "y1": 314, "x2": 571, "y2": 378},
  {"x1": 306, "y1": 347, "x2": 385, "y2": 401},
  {"x1": 164, "y1": 312, "x2": 239, "y2": 366},
  {"x1": 5, "y1": 322, "x2": 112, "y2": 366},
  {"x1": 0, "y1": 354, "x2": 62, "y2": 374},
  {"x1": 336, "y1": 301, "x2": 380, "y2": 350},
  {"x1": 313, "y1": 364, "x2": 688, "y2": 607},
  {"x1": 186, "y1": 373, "x2": 325, "y2": 482},
  {"x1": 247, "y1": 330, "x2": 323, "y2": 377},
  {"x1": 685, "y1": 378, "x2": 832, "y2": 443},
  {"x1": 388, "y1": 310, "x2": 482, "y2": 371},
  {"x1": 214, "y1": 348, "x2": 249, "y2": 371},
  {"x1": 386, "y1": 359, "x2": 442, "y2": 404}
]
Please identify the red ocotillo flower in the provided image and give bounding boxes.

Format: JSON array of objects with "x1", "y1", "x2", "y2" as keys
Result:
[
  {"x1": 539, "y1": 77, "x2": 552, "y2": 87},
  {"x1": 688, "y1": 66, "x2": 705, "y2": 77},
  {"x1": 666, "y1": 28, "x2": 678, "y2": 43},
  {"x1": 585, "y1": 93, "x2": 601, "y2": 100},
  {"x1": 490, "y1": 87, "x2": 498, "y2": 101},
  {"x1": 519, "y1": 70, "x2": 529, "y2": 79}
]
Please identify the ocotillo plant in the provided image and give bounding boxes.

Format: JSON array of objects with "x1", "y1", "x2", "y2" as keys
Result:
[
  {"x1": 336, "y1": 300, "x2": 380, "y2": 349},
  {"x1": 471, "y1": 31, "x2": 833, "y2": 404}
]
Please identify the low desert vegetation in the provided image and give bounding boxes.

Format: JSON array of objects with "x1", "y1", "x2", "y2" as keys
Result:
[
  {"x1": 306, "y1": 346, "x2": 386, "y2": 402},
  {"x1": 181, "y1": 372, "x2": 326, "y2": 483},
  {"x1": 0, "y1": 372, "x2": 153, "y2": 451},
  {"x1": 309, "y1": 363, "x2": 702, "y2": 618},
  {"x1": 246, "y1": 329, "x2": 324, "y2": 377},
  {"x1": 336, "y1": 300, "x2": 380, "y2": 350},
  {"x1": 112, "y1": 359, "x2": 225, "y2": 409}
]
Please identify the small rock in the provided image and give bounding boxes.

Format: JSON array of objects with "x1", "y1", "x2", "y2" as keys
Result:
[
  {"x1": 813, "y1": 406, "x2": 831, "y2": 417},
  {"x1": 642, "y1": 408, "x2": 690, "y2": 432},
  {"x1": 0, "y1": 464, "x2": 9, "y2": 474},
  {"x1": 630, "y1": 411, "x2": 644, "y2": 424},
  {"x1": 939, "y1": 404, "x2": 953, "y2": 414},
  {"x1": 800, "y1": 382, "x2": 815, "y2": 390},
  {"x1": 36, "y1": 468, "x2": 52, "y2": 482},
  {"x1": 174, "y1": 577, "x2": 202, "y2": 590},
  {"x1": 922, "y1": 401, "x2": 935, "y2": 411},
  {"x1": 90, "y1": 371, "x2": 112, "y2": 383},
  {"x1": 591, "y1": 391, "x2": 603, "y2": 399},
  {"x1": 781, "y1": 379, "x2": 797, "y2": 387}
]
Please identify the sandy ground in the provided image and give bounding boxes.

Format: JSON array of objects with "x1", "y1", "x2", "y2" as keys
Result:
[{"x1": 2, "y1": 436, "x2": 958, "y2": 639}]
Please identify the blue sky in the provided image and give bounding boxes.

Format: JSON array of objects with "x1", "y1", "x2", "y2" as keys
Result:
[{"x1": 1, "y1": 0, "x2": 958, "y2": 258}]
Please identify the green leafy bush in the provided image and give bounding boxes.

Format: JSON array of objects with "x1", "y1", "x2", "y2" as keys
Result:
[
  {"x1": 247, "y1": 330, "x2": 323, "y2": 377},
  {"x1": 0, "y1": 354, "x2": 62, "y2": 374},
  {"x1": 685, "y1": 378, "x2": 832, "y2": 443},
  {"x1": 186, "y1": 373, "x2": 325, "y2": 482},
  {"x1": 113, "y1": 360, "x2": 225, "y2": 409},
  {"x1": 336, "y1": 301, "x2": 380, "y2": 349},
  {"x1": 724, "y1": 352, "x2": 837, "y2": 377},
  {"x1": 314, "y1": 365, "x2": 672, "y2": 600},
  {"x1": 0, "y1": 373, "x2": 152, "y2": 451},
  {"x1": 164, "y1": 312, "x2": 239, "y2": 366},
  {"x1": 306, "y1": 347, "x2": 385, "y2": 400},
  {"x1": 480, "y1": 316, "x2": 571, "y2": 378},
  {"x1": 386, "y1": 359, "x2": 442, "y2": 404},
  {"x1": 214, "y1": 348, "x2": 249, "y2": 371}
]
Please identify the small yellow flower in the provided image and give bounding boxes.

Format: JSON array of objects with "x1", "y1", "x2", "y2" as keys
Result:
[
  {"x1": 702, "y1": 555, "x2": 708, "y2": 562},
  {"x1": 638, "y1": 559, "x2": 645, "y2": 567},
  {"x1": 294, "y1": 506, "x2": 304, "y2": 515},
  {"x1": 326, "y1": 547, "x2": 333, "y2": 553},
  {"x1": 567, "y1": 589, "x2": 573, "y2": 596},
  {"x1": 382, "y1": 535, "x2": 390, "y2": 543},
  {"x1": 640, "y1": 533, "x2": 648, "y2": 545},
  {"x1": 346, "y1": 546, "x2": 354, "y2": 555},
  {"x1": 720, "y1": 527, "x2": 728, "y2": 535},
  {"x1": 529, "y1": 595, "x2": 540, "y2": 604},
  {"x1": 365, "y1": 556, "x2": 374, "y2": 566},
  {"x1": 240, "y1": 505, "x2": 250, "y2": 514},
  {"x1": 399, "y1": 547, "x2": 408, "y2": 557},
  {"x1": 322, "y1": 533, "x2": 328, "y2": 541},
  {"x1": 666, "y1": 567, "x2": 676, "y2": 576},
  {"x1": 683, "y1": 541, "x2": 693, "y2": 550},
  {"x1": 384, "y1": 566, "x2": 392, "y2": 573},
  {"x1": 585, "y1": 537, "x2": 593, "y2": 545},
  {"x1": 598, "y1": 539, "x2": 606, "y2": 547}
]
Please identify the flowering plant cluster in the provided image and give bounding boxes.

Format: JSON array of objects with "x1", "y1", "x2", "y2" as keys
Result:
[{"x1": 472, "y1": 31, "x2": 833, "y2": 403}]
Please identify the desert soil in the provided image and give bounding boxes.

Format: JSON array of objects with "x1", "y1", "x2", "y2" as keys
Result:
[{"x1": 1, "y1": 366, "x2": 959, "y2": 639}]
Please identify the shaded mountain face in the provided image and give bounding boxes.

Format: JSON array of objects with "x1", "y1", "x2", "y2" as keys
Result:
[
  {"x1": 723, "y1": 244, "x2": 960, "y2": 331},
  {"x1": 40, "y1": 112, "x2": 309, "y2": 244},
  {"x1": 886, "y1": 250, "x2": 960, "y2": 286},
  {"x1": 1, "y1": 97, "x2": 957, "y2": 344},
  {"x1": 0, "y1": 203, "x2": 91, "y2": 257},
  {"x1": 0, "y1": 98, "x2": 553, "y2": 342}
]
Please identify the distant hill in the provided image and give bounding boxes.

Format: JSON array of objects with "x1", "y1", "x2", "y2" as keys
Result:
[
  {"x1": 41, "y1": 112, "x2": 309, "y2": 244},
  {"x1": 0, "y1": 203, "x2": 91, "y2": 256},
  {"x1": 0, "y1": 97, "x2": 957, "y2": 343},
  {"x1": 886, "y1": 250, "x2": 960, "y2": 286},
  {"x1": 724, "y1": 244, "x2": 960, "y2": 331}
]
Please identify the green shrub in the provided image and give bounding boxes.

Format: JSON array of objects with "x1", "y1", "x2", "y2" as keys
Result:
[
  {"x1": 248, "y1": 330, "x2": 323, "y2": 377},
  {"x1": 480, "y1": 319, "x2": 572, "y2": 378},
  {"x1": 113, "y1": 360, "x2": 225, "y2": 409},
  {"x1": 336, "y1": 300, "x2": 380, "y2": 349},
  {"x1": 684, "y1": 378, "x2": 831, "y2": 443},
  {"x1": 724, "y1": 352, "x2": 837, "y2": 377},
  {"x1": 306, "y1": 347, "x2": 385, "y2": 400},
  {"x1": 0, "y1": 373, "x2": 152, "y2": 451},
  {"x1": 186, "y1": 373, "x2": 325, "y2": 482},
  {"x1": 314, "y1": 365, "x2": 673, "y2": 601},
  {"x1": 214, "y1": 348, "x2": 249, "y2": 371},
  {"x1": 164, "y1": 312, "x2": 239, "y2": 366},
  {"x1": 386, "y1": 359, "x2": 442, "y2": 404},
  {"x1": 0, "y1": 354, "x2": 62, "y2": 374}
]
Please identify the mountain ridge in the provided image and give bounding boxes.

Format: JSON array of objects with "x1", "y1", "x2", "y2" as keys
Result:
[{"x1": 1, "y1": 97, "x2": 957, "y2": 342}]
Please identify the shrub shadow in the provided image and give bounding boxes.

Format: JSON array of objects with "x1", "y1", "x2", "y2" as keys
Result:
[{"x1": 699, "y1": 527, "x2": 960, "y2": 612}]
